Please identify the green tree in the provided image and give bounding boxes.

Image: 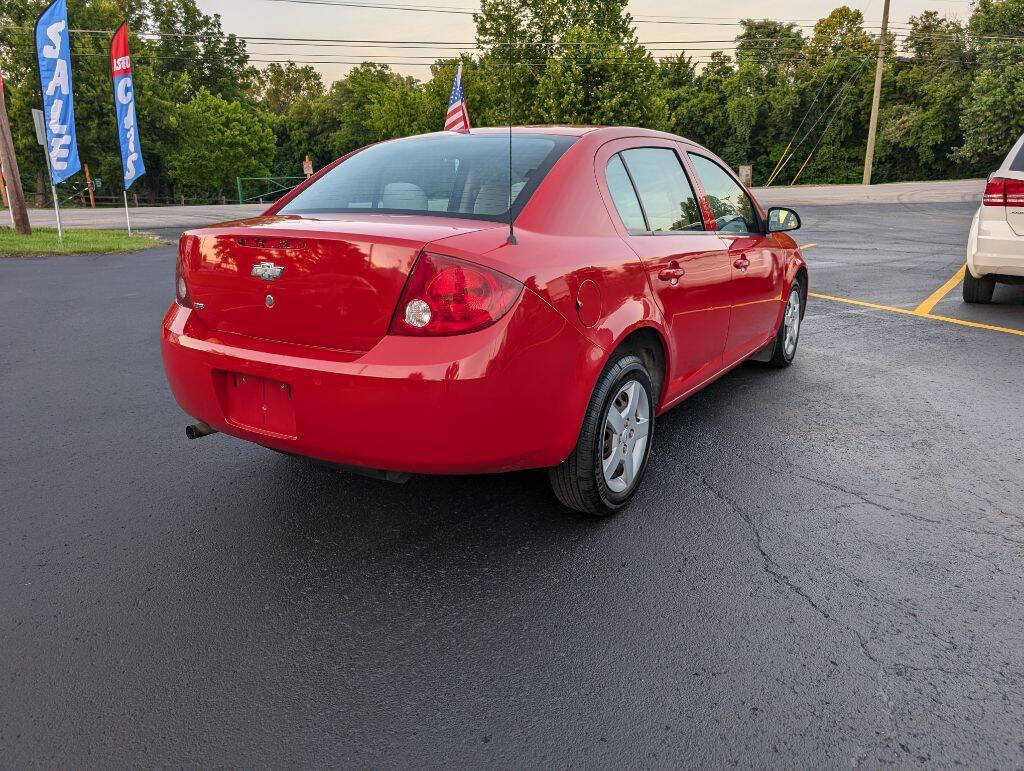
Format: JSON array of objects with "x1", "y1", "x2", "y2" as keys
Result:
[
  {"x1": 257, "y1": 63, "x2": 327, "y2": 177},
  {"x1": 167, "y1": 88, "x2": 275, "y2": 198},
  {"x1": 322, "y1": 63, "x2": 410, "y2": 155},
  {"x1": 534, "y1": 27, "x2": 667, "y2": 128},
  {"x1": 736, "y1": 20, "x2": 805, "y2": 73},
  {"x1": 805, "y1": 6, "x2": 875, "y2": 60},
  {"x1": 877, "y1": 12, "x2": 972, "y2": 179},
  {"x1": 955, "y1": 0, "x2": 1024, "y2": 169},
  {"x1": 257, "y1": 62, "x2": 324, "y2": 113},
  {"x1": 149, "y1": 0, "x2": 255, "y2": 102},
  {"x1": 955, "y1": 67, "x2": 1024, "y2": 168},
  {"x1": 666, "y1": 52, "x2": 732, "y2": 153},
  {"x1": 367, "y1": 81, "x2": 434, "y2": 139},
  {"x1": 475, "y1": 0, "x2": 633, "y2": 62}
]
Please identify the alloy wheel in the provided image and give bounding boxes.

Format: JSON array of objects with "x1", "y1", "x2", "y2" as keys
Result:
[
  {"x1": 783, "y1": 288, "x2": 802, "y2": 358},
  {"x1": 601, "y1": 380, "x2": 651, "y2": 494}
]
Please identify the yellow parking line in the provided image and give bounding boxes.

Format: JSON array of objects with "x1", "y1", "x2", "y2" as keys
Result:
[
  {"x1": 913, "y1": 264, "x2": 966, "y2": 316},
  {"x1": 799, "y1": 242, "x2": 817, "y2": 250},
  {"x1": 809, "y1": 291, "x2": 1024, "y2": 338},
  {"x1": 918, "y1": 312, "x2": 1024, "y2": 337},
  {"x1": 809, "y1": 292, "x2": 918, "y2": 317}
]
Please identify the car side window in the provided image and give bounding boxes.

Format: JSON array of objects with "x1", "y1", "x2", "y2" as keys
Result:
[
  {"x1": 688, "y1": 153, "x2": 759, "y2": 234},
  {"x1": 605, "y1": 154, "x2": 647, "y2": 232},
  {"x1": 620, "y1": 148, "x2": 704, "y2": 233}
]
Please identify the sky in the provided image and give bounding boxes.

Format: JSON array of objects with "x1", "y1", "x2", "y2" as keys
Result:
[{"x1": 196, "y1": 0, "x2": 979, "y2": 84}]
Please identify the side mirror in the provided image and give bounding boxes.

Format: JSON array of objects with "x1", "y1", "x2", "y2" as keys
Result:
[{"x1": 767, "y1": 207, "x2": 801, "y2": 233}]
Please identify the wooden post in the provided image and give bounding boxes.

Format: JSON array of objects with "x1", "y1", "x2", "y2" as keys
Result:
[
  {"x1": 0, "y1": 165, "x2": 13, "y2": 228},
  {"x1": 863, "y1": 0, "x2": 891, "y2": 186},
  {"x1": 84, "y1": 163, "x2": 96, "y2": 208},
  {"x1": 0, "y1": 73, "x2": 32, "y2": 235}
]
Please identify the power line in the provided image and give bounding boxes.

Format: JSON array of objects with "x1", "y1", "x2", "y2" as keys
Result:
[
  {"x1": 766, "y1": 56, "x2": 873, "y2": 185},
  {"x1": 248, "y1": 1, "x2": 904, "y2": 30},
  {"x1": 259, "y1": 0, "x2": 477, "y2": 13},
  {"x1": 6, "y1": 22, "x2": 1021, "y2": 45},
  {"x1": 6, "y1": 24, "x2": 1016, "y2": 51},
  {"x1": 2, "y1": 33, "x2": 989, "y2": 66},
  {"x1": 788, "y1": 64, "x2": 869, "y2": 185}
]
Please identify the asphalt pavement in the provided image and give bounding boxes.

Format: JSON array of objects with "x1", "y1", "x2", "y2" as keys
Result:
[{"x1": 2, "y1": 199, "x2": 1023, "y2": 767}]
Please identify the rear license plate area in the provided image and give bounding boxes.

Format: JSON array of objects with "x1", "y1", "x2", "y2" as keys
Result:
[{"x1": 224, "y1": 373, "x2": 297, "y2": 438}]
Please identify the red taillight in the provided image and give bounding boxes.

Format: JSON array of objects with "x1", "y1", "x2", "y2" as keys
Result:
[
  {"x1": 984, "y1": 177, "x2": 1006, "y2": 206},
  {"x1": 175, "y1": 258, "x2": 192, "y2": 307},
  {"x1": 1006, "y1": 179, "x2": 1024, "y2": 207},
  {"x1": 389, "y1": 252, "x2": 523, "y2": 336},
  {"x1": 175, "y1": 236, "x2": 192, "y2": 307}
]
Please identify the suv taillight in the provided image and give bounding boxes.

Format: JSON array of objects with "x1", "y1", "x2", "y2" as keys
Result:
[
  {"x1": 983, "y1": 177, "x2": 1004, "y2": 206},
  {"x1": 389, "y1": 252, "x2": 523, "y2": 336},
  {"x1": 983, "y1": 177, "x2": 1005, "y2": 206},
  {"x1": 1006, "y1": 179, "x2": 1024, "y2": 207},
  {"x1": 983, "y1": 177, "x2": 1024, "y2": 207},
  {"x1": 984, "y1": 177, "x2": 1024, "y2": 207}
]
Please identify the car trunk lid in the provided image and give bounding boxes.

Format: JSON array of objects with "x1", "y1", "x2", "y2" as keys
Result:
[{"x1": 181, "y1": 214, "x2": 497, "y2": 351}]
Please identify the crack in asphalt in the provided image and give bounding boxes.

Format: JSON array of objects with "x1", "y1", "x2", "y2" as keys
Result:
[
  {"x1": 688, "y1": 448, "x2": 1024, "y2": 765},
  {"x1": 687, "y1": 468, "x2": 953, "y2": 768},
  {"x1": 692, "y1": 469, "x2": 831, "y2": 622},
  {"x1": 733, "y1": 449, "x2": 936, "y2": 524}
]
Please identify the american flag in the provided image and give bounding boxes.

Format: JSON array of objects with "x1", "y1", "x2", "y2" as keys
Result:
[{"x1": 445, "y1": 64, "x2": 470, "y2": 132}]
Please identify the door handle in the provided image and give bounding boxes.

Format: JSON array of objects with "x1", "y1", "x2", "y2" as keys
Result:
[
  {"x1": 733, "y1": 255, "x2": 750, "y2": 272},
  {"x1": 657, "y1": 265, "x2": 685, "y2": 284}
]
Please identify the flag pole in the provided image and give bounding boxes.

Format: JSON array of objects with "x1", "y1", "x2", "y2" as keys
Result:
[
  {"x1": 42, "y1": 147, "x2": 62, "y2": 244},
  {"x1": 51, "y1": 183, "x2": 63, "y2": 242},
  {"x1": 123, "y1": 190, "x2": 131, "y2": 235}
]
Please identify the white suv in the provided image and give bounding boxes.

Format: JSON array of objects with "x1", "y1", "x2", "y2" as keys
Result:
[{"x1": 965, "y1": 134, "x2": 1024, "y2": 302}]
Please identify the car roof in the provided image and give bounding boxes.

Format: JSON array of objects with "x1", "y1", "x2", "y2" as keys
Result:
[
  {"x1": 382, "y1": 126, "x2": 709, "y2": 156},
  {"x1": 466, "y1": 125, "x2": 698, "y2": 143}
]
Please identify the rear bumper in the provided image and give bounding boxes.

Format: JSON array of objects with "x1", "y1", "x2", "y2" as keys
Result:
[
  {"x1": 968, "y1": 212, "x2": 1024, "y2": 278},
  {"x1": 161, "y1": 290, "x2": 604, "y2": 474}
]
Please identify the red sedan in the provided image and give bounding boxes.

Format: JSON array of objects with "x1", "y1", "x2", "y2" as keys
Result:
[{"x1": 162, "y1": 126, "x2": 807, "y2": 515}]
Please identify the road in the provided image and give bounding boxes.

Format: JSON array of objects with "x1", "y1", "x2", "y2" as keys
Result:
[
  {"x1": 11, "y1": 178, "x2": 986, "y2": 230},
  {"x1": 18, "y1": 202, "x2": 266, "y2": 230},
  {"x1": 2, "y1": 199, "x2": 1023, "y2": 766}
]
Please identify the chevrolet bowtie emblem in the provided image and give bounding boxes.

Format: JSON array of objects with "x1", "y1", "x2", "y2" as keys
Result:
[{"x1": 251, "y1": 261, "x2": 285, "y2": 281}]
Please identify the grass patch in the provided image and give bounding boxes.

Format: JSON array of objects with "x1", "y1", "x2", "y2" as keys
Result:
[{"x1": 0, "y1": 227, "x2": 166, "y2": 257}]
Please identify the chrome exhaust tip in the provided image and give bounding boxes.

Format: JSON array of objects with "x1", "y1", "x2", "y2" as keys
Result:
[{"x1": 185, "y1": 421, "x2": 217, "y2": 440}]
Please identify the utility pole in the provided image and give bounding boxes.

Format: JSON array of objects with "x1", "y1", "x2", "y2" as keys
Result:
[
  {"x1": 863, "y1": 0, "x2": 891, "y2": 186},
  {"x1": 0, "y1": 71, "x2": 32, "y2": 235}
]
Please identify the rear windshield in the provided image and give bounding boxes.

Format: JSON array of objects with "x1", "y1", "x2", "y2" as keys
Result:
[
  {"x1": 278, "y1": 133, "x2": 576, "y2": 222},
  {"x1": 1010, "y1": 140, "x2": 1024, "y2": 172}
]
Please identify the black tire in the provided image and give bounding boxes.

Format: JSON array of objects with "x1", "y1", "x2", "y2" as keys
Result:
[
  {"x1": 963, "y1": 266, "x2": 995, "y2": 304},
  {"x1": 767, "y1": 279, "x2": 804, "y2": 368},
  {"x1": 548, "y1": 353, "x2": 655, "y2": 516}
]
